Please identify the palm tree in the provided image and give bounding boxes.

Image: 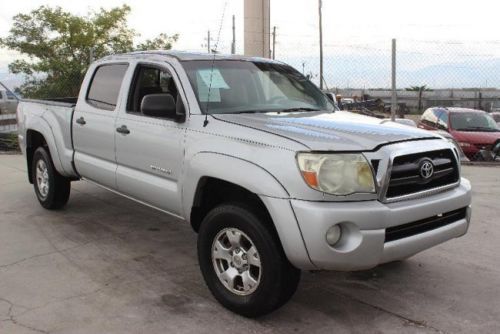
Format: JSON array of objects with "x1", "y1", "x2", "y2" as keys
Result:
[{"x1": 406, "y1": 85, "x2": 431, "y2": 112}]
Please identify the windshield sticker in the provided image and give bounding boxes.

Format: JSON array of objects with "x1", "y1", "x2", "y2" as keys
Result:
[
  {"x1": 197, "y1": 73, "x2": 221, "y2": 102},
  {"x1": 198, "y1": 68, "x2": 230, "y2": 89}
]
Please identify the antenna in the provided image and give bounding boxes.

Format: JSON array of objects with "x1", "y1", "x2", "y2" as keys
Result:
[{"x1": 204, "y1": 1, "x2": 227, "y2": 127}]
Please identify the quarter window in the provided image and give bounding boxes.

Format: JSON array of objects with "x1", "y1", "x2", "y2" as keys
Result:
[{"x1": 87, "y1": 64, "x2": 128, "y2": 111}]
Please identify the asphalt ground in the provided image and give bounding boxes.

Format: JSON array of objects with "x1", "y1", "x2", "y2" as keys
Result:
[{"x1": 0, "y1": 154, "x2": 499, "y2": 333}]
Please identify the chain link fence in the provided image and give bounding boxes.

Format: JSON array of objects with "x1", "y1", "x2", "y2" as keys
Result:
[{"x1": 272, "y1": 37, "x2": 500, "y2": 114}]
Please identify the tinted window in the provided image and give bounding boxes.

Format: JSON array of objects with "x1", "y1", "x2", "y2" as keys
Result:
[
  {"x1": 87, "y1": 64, "x2": 128, "y2": 110},
  {"x1": 127, "y1": 65, "x2": 179, "y2": 114},
  {"x1": 450, "y1": 112, "x2": 499, "y2": 132},
  {"x1": 6, "y1": 91, "x2": 15, "y2": 100},
  {"x1": 0, "y1": 91, "x2": 3, "y2": 99},
  {"x1": 436, "y1": 111, "x2": 449, "y2": 130}
]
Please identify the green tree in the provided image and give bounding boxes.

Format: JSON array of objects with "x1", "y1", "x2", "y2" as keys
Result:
[
  {"x1": 0, "y1": 5, "x2": 178, "y2": 98},
  {"x1": 405, "y1": 85, "x2": 432, "y2": 112},
  {"x1": 136, "y1": 33, "x2": 179, "y2": 51}
]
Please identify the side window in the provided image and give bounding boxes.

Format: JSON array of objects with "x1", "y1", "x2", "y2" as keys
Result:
[
  {"x1": 436, "y1": 111, "x2": 449, "y2": 130},
  {"x1": 6, "y1": 91, "x2": 15, "y2": 100},
  {"x1": 87, "y1": 64, "x2": 128, "y2": 111},
  {"x1": 127, "y1": 65, "x2": 180, "y2": 115},
  {"x1": 0, "y1": 91, "x2": 3, "y2": 99}
]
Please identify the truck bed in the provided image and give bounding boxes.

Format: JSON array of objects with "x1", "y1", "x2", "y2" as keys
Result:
[{"x1": 17, "y1": 97, "x2": 78, "y2": 178}]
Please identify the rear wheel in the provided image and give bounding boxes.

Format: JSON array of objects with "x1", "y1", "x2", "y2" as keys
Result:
[
  {"x1": 32, "y1": 147, "x2": 71, "y2": 210},
  {"x1": 197, "y1": 203, "x2": 300, "y2": 317}
]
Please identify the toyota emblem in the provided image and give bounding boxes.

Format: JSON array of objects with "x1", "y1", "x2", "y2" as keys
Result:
[{"x1": 420, "y1": 160, "x2": 434, "y2": 179}]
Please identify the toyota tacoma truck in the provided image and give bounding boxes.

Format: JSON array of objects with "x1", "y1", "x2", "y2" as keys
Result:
[{"x1": 17, "y1": 51, "x2": 472, "y2": 317}]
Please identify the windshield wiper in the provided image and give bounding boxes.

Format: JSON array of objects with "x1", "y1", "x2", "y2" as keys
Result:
[
  {"x1": 279, "y1": 107, "x2": 321, "y2": 112},
  {"x1": 234, "y1": 110, "x2": 270, "y2": 114}
]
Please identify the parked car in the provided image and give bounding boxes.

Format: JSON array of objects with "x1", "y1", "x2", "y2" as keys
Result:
[
  {"x1": 490, "y1": 101, "x2": 500, "y2": 113},
  {"x1": 491, "y1": 112, "x2": 500, "y2": 126},
  {"x1": 418, "y1": 107, "x2": 500, "y2": 160},
  {"x1": 17, "y1": 51, "x2": 472, "y2": 317},
  {"x1": 0, "y1": 89, "x2": 18, "y2": 114}
]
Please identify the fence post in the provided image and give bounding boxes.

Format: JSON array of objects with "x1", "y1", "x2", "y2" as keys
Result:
[
  {"x1": 391, "y1": 38, "x2": 397, "y2": 121},
  {"x1": 231, "y1": 15, "x2": 236, "y2": 54},
  {"x1": 318, "y1": 0, "x2": 324, "y2": 90}
]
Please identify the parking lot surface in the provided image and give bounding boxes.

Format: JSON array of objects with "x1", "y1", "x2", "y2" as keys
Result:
[{"x1": 0, "y1": 154, "x2": 499, "y2": 333}]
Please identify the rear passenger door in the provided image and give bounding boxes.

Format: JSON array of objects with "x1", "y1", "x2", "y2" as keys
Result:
[
  {"x1": 73, "y1": 63, "x2": 128, "y2": 189},
  {"x1": 114, "y1": 62, "x2": 187, "y2": 216}
]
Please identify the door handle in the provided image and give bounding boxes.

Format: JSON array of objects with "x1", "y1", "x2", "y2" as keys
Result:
[
  {"x1": 76, "y1": 117, "x2": 86, "y2": 125},
  {"x1": 116, "y1": 125, "x2": 130, "y2": 135}
]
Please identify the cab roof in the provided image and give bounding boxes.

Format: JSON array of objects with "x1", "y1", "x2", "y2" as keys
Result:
[
  {"x1": 101, "y1": 50, "x2": 280, "y2": 64},
  {"x1": 431, "y1": 107, "x2": 486, "y2": 114}
]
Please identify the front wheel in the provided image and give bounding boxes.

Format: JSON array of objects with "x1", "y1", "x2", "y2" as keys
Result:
[
  {"x1": 197, "y1": 203, "x2": 301, "y2": 317},
  {"x1": 32, "y1": 147, "x2": 71, "y2": 210}
]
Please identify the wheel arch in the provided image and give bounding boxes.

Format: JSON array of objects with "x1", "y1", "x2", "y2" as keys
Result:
[
  {"x1": 25, "y1": 128, "x2": 63, "y2": 184},
  {"x1": 183, "y1": 152, "x2": 288, "y2": 228}
]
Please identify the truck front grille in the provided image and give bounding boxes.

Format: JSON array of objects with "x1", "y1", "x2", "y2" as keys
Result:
[
  {"x1": 386, "y1": 149, "x2": 459, "y2": 199},
  {"x1": 385, "y1": 207, "x2": 467, "y2": 242}
]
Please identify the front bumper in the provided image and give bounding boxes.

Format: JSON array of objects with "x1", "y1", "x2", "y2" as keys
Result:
[{"x1": 290, "y1": 178, "x2": 472, "y2": 271}]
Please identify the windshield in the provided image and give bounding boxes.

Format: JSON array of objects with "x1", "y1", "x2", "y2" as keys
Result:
[
  {"x1": 450, "y1": 112, "x2": 499, "y2": 132},
  {"x1": 181, "y1": 60, "x2": 336, "y2": 114}
]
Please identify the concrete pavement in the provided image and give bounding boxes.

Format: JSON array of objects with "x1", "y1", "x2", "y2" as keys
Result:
[{"x1": 0, "y1": 154, "x2": 499, "y2": 333}]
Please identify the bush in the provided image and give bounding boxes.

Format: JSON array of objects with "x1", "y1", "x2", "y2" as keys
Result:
[{"x1": 0, "y1": 133, "x2": 19, "y2": 152}]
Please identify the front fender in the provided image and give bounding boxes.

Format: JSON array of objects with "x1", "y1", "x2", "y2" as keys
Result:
[
  {"x1": 181, "y1": 152, "x2": 315, "y2": 270},
  {"x1": 182, "y1": 152, "x2": 290, "y2": 216}
]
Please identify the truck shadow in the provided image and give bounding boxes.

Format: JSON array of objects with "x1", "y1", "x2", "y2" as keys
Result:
[{"x1": 25, "y1": 182, "x2": 441, "y2": 331}]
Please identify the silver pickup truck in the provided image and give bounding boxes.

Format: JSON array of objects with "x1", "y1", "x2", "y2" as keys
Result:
[{"x1": 17, "y1": 51, "x2": 472, "y2": 317}]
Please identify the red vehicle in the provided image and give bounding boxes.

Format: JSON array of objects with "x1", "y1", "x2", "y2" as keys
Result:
[{"x1": 418, "y1": 107, "x2": 500, "y2": 160}]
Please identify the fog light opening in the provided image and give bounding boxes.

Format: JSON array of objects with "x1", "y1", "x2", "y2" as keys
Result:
[{"x1": 326, "y1": 225, "x2": 342, "y2": 247}]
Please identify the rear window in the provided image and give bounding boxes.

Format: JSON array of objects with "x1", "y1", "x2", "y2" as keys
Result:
[{"x1": 87, "y1": 64, "x2": 128, "y2": 110}]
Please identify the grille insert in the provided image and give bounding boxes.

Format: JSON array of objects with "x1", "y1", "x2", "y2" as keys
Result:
[{"x1": 386, "y1": 149, "x2": 459, "y2": 199}]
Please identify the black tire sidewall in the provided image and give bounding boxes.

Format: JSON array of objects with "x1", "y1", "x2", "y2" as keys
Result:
[
  {"x1": 198, "y1": 203, "x2": 294, "y2": 317},
  {"x1": 32, "y1": 147, "x2": 57, "y2": 208}
]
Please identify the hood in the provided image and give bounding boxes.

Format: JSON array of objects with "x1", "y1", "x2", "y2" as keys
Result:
[
  {"x1": 450, "y1": 129, "x2": 500, "y2": 145},
  {"x1": 215, "y1": 111, "x2": 440, "y2": 151}
]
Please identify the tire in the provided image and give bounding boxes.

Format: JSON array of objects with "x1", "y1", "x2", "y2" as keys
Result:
[
  {"x1": 32, "y1": 147, "x2": 71, "y2": 210},
  {"x1": 197, "y1": 203, "x2": 301, "y2": 317}
]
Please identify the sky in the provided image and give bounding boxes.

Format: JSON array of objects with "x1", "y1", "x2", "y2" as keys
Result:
[{"x1": 0, "y1": 0, "x2": 499, "y2": 88}]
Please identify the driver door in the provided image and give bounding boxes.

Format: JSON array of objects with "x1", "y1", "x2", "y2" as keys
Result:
[{"x1": 114, "y1": 62, "x2": 187, "y2": 216}]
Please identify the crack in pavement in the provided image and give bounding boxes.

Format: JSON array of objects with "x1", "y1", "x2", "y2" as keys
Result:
[
  {"x1": 1, "y1": 297, "x2": 49, "y2": 334},
  {"x1": 0, "y1": 242, "x2": 91, "y2": 271},
  {"x1": 328, "y1": 288, "x2": 446, "y2": 333}
]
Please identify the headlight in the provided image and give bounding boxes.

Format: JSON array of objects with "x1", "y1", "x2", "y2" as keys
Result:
[{"x1": 297, "y1": 153, "x2": 376, "y2": 195}]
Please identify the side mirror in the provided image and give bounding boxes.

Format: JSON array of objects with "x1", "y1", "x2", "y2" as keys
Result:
[{"x1": 141, "y1": 94, "x2": 181, "y2": 121}]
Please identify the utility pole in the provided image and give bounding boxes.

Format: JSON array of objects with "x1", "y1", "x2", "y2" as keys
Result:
[
  {"x1": 231, "y1": 15, "x2": 236, "y2": 54},
  {"x1": 391, "y1": 38, "x2": 397, "y2": 121},
  {"x1": 318, "y1": 0, "x2": 324, "y2": 90},
  {"x1": 272, "y1": 26, "x2": 276, "y2": 59},
  {"x1": 89, "y1": 47, "x2": 94, "y2": 64},
  {"x1": 207, "y1": 30, "x2": 211, "y2": 53}
]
